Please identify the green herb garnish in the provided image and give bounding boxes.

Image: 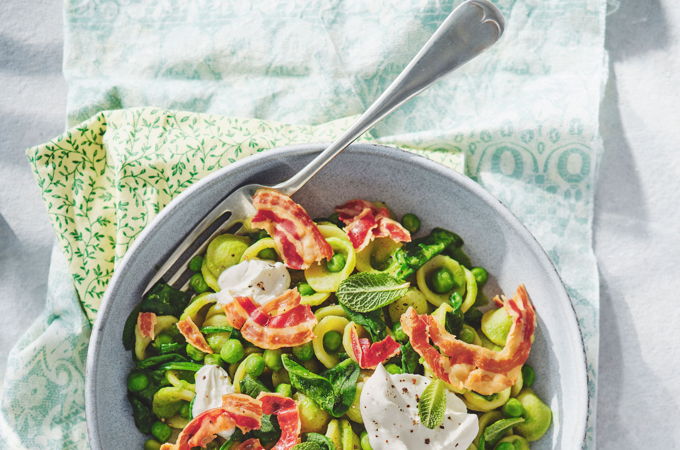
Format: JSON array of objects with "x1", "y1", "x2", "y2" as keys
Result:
[
  {"x1": 337, "y1": 273, "x2": 409, "y2": 313},
  {"x1": 418, "y1": 379, "x2": 447, "y2": 429}
]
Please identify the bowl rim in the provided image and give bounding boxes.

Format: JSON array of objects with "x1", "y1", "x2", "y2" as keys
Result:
[{"x1": 85, "y1": 142, "x2": 588, "y2": 449}]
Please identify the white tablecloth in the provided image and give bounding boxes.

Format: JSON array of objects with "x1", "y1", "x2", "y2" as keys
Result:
[{"x1": 1, "y1": 0, "x2": 679, "y2": 447}]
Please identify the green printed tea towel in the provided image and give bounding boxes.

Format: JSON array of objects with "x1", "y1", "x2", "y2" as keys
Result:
[{"x1": 1, "y1": 1, "x2": 607, "y2": 448}]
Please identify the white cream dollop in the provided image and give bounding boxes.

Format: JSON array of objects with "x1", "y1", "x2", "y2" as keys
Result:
[
  {"x1": 214, "y1": 259, "x2": 290, "y2": 306},
  {"x1": 360, "y1": 364, "x2": 478, "y2": 450},
  {"x1": 192, "y1": 365, "x2": 236, "y2": 439}
]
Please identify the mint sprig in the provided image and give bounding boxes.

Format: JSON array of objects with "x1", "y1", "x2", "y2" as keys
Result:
[
  {"x1": 336, "y1": 273, "x2": 409, "y2": 312},
  {"x1": 418, "y1": 379, "x2": 446, "y2": 429}
]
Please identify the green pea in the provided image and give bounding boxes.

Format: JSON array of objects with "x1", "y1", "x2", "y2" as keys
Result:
[
  {"x1": 471, "y1": 267, "x2": 489, "y2": 285},
  {"x1": 189, "y1": 273, "x2": 209, "y2": 293},
  {"x1": 522, "y1": 365, "x2": 536, "y2": 388},
  {"x1": 430, "y1": 267, "x2": 456, "y2": 293},
  {"x1": 151, "y1": 421, "x2": 172, "y2": 442},
  {"x1": 144, "y1": 439, "x2": 162, "y2": 450},
  {"x1": 392, "y1": 322, "x2": 407, "y2": 342},
  {"x1": 179, "y1": 402, "x2": 192, "y2": 419},
  {"x1": 326, "y1": 253, "x2": 346, "y2": 273},
  {"x1": 263, "y1": 349, "x2": 283, "y2": 371},
  {"x1": 503, "y1": 398, "x2": 524, "y2": 418},
  {"x1": 495, "y1": 443, "x2": 515, "y2": 450},
  {"x1": 186, "y1": 344, "x2": 205, "y2": 362},
  {"x1": 449, "y1": 291, "x2": 463, "y2": 311},
  {"x1": 245, "y1": 354, "x2": 265, "y2": 377},
  {"x1": 401, "y1": 213, "x2": 421, "y2": 234},
  {"x1": 204, "y1": 354, "x2": 222, "y2": 366},
  {"x1": 292, "y1": 342, "x2": 314, "y2": 362},
  {"x1": 257, "y1": 248, "x2": 278, "y2": 261},
  {"x1": 327, "y1": 212, "x2": 343, "y2": 227},
  {"x1": 220, "y1": 339, "x2": 245, "y2": 364},
  {"x1": 385, "y1": 363, "x2": 403, "y2": 375},
  {"x1": 360, "y1": 431, "x2": 373, "y2": 450},
  {"x1": 188, "y1": 255, "x2": 204, "y2": 272},
  {"x1": 297, "y1": 283, "x2": 316, "y2": 297},
  {"x1": 127, "y1": 372, "x2": 149, "y2": 392},
  {"x1": 275, "y1": 383, "x2": 293, "y2": 398},
  {"x1": 459, "y1": 327, "x2": 476, "y2": 344},
  {"x1": 151, "y1": 333, "x2": 174, "y2": 349},
  {"x1": 323, "y1": 331, "x2": 343, "y2": 352}
]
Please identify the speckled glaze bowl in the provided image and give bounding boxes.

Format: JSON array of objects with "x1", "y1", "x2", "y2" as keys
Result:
[{"x1": 86, "y1": 143, "x2": 587, "y2": 449}]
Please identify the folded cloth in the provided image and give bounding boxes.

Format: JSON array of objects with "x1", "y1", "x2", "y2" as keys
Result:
[{"x1": 1, "y1": 0, "x2": 607, "y2": 448}]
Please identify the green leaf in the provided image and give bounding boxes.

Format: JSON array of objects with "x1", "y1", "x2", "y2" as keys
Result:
[
  {"x1": 200, "y1": 326, "x2": 234, "y2": 334},
  {"x1": 400, "y1": 342, "x2": 420, "y2": 374},
  {"x1": 341, "y1": 305, "x2": 387, "y2": 341},
  {"x1": 122, "y1": 304, "x2": 141, "y2": 350},
  {"x1": 394, "y1": 228, "x2": 460, "y2": 279},
  {"x1": 128, "y1": 394, "x2": 156, "y2": 434},
  {"x1": 240, "y1": 375, "x2": 270, "y2": 398},
  {"x1": 135, "y1": 353, "x2": 188, "y2": 369},
  {"x1": 418, "y1": 379, "x2": 446, "y2": 429},
  {"x1": 303, "y1": 433, "x2": 336, "y2": 450},
  {"x1": 337, "y1": 273, "x2": 409, "y2": 313},
  {"x1": 140, "y1": 282, "x2": 191, "y2": 317},
  {"x1": 281, "y1": 355, "x2": 359, "y2": 417},
  {"x1": 483, "y1": 417, "x2": 525, "y2": 446},
  {"x1": 158, "y1": 362, "x2": 204, "y2": 372},
  {"x1": 246, "y1": 414, "x2": 280, "y2": 445},
  {"x1": 292, "y1": 443, "x2": 323, "y2": 450}
]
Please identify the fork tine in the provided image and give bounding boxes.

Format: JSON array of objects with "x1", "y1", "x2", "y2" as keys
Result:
[{"x1": 143, "y1": 212, "x2": 243, "y2": 294}]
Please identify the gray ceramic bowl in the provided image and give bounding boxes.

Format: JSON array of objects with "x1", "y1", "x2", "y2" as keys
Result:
[{"x1": 86, "y1": 143, "x2": 587, "y2": 449}]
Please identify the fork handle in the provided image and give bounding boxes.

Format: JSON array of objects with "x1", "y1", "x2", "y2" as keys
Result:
[{"x1": 274, "y1": 0, "x2": 504, "y2": 196}]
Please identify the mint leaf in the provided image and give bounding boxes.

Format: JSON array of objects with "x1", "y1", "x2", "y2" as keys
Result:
[
  {"x1": 483, "y1": 417, "x2": 525, "y2": 446},
  {"x1": 281, "y1": 355, "x2": 359, "y2": 417},
  {"x1": 418, "y1": 379, "x2": 446, "y2": 429},
  {"x1": 341, "y1": 305, "x2": 387, "y2": 341},
  {"x1": 337, "y1": 273, "x2": 409, "y2": 312}
]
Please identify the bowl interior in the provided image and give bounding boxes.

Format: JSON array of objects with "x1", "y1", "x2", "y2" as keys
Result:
[{"x1": 86, "y1": 143, "x2": 587, "y2": 449}]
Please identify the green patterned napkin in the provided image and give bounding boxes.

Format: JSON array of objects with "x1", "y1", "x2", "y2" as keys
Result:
[{"x1": 1, "y1": 0, "x2": 607, "y2": 448}]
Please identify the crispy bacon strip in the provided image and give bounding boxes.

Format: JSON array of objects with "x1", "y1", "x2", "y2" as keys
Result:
[
  {"x1": 137, "y1": 312, "x2": 157, "y2": 339},
  {"x1": 251, "y1": 189, "x2": 332, "y2": 270},
  {"x1": 258, "y1": 393, "x2": 301, "y2": 450},
  {"x1": 160, "y1": 394, "x2": 262, "y2": 450},
  {"x1": 400, "y1": 285, "x2": 536, "y2": 395},
  {"x1": 176, "y1": 316, "x2": 213, "y2": 354},
  {"x1": 348, "y1": 325, "x2": 401, "y2": 369},
  {"x1": 223, "y1": 290, "x2": 317, "y2": 350},
  {"x1": 335, "y1": 199, "x2": 411, "y2": 251}
]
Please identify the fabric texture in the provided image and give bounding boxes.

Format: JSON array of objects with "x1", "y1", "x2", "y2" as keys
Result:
[{"x1": 1, "y1": 0, "x2": 607, "y2": 448}]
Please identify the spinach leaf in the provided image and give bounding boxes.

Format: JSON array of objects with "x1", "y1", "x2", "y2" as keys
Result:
[
  {"x1": 337, "y1": 273, "x2": 409, "y2": 313},
  {"x1": 281, "y1": 355, "x2": 359, "y2": 417},
  {"x1": 158, "y1": 362, "x2": 203, "y2": 372},
  {"x1": 246, "y1": 414, "x2": 280, "y2": 446},
  {"x1": 418, "y1": 379, "x2": 446, "y2": 429},
  {"x1": 324, "y1": 359, "x2": 361, "y2": 417},
  {"x1": 303, "y1": 433, "x2": 336, "y2": 450},
  {"x1": 240, "y1": 375, "x2": 270, "y2": 398},
  {"x1": 341, "y1": 305, "x2": 387, "y2": 341},
  {"x1": 200, "y1": 326, "x2": 234, "y2": 334},
  {"x1": 400, "y1": 342, "x2": 420, "y2": 374},
  {"x1": 140, "y1": 282, "x2": 191, "y2": 317},
  {"x1": 444, "y1": 308, "x2": 464, "y2": 337},
  {"x1": 394, "y1": 228, "x2": 460, "y2": 279},
  {"x1": 122, "y1": 304, "x2": 141, "y2": 350},
  {"x1": 136, "y1": 353, "x2": 188, "y2": 369},
  {"x1": 128, "y1": 394, "x2": 156, "y2": 434}
]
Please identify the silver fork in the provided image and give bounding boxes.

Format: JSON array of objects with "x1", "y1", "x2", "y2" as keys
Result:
[{"x1": 144, "y1": 0, "x2": 505, "y2": 294}]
